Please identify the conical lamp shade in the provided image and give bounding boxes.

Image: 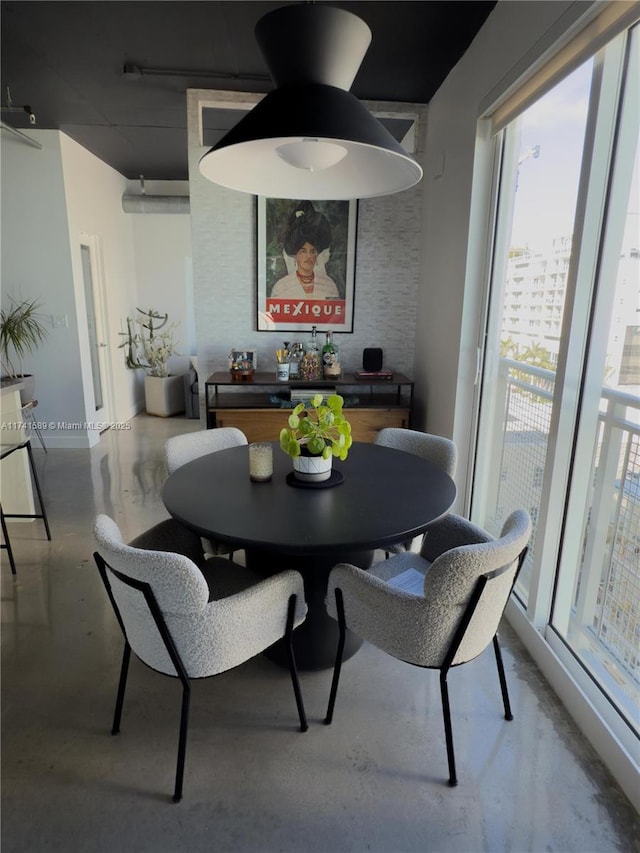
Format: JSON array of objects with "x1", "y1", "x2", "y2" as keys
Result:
[{"x1": 199, "y1": 5, "x2": 422, "y2": 199}]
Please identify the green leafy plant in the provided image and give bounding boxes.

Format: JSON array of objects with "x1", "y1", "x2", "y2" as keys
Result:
[
  {"x1": 0, "y1": 297, "x2": 49, "y2": 379},
  {"x1": 119, "y1": 308, "x2": 179, "y2": 378},
  {"x1": 279, "y1": 393, "x2": 352, "y2": 461}
]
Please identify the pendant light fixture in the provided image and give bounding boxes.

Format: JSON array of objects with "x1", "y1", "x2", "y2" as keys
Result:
[{"x1": 199, "y1": 4, "x2": 423, "y2": 199}]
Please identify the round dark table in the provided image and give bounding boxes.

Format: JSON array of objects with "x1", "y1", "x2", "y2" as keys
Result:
[{"x1": 163, "y1": 441, "x2": 456, "y2": 670}]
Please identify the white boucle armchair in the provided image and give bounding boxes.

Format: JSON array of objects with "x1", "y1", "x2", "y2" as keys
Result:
[
  {"x1": 164, "y1": 427, "x2": 248, "y2": 559},
  {"x1": 324, "y1": 509, "x2": 531, "y2": 787},
  {"x1": 375, "y1": 428, "x2": 457, "y2": 556},
  {"x1": 93, "y1": 513, "x2": 308, "y2": 803}
]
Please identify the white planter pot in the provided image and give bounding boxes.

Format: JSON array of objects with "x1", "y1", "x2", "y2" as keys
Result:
[
  {"x1": 292, "y1": 452, "x2": 332, "y2": 482},
  {"x1": 144, "y1": 374, "x2": 184, "y2": 417},
  {"x1": 6, "y1": 374, "x2": 35, "y2": 405}
]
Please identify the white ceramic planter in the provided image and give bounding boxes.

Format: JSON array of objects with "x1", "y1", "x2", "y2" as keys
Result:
[
  {"x1": 17, "y1": 374, "x2": 35, "y2": 405},
  {"x1": 292, "y1": 452, "x2": 332, "y2": 482},
  {"x1": 144, "y1": 374, "x2": 184, "y2": 417}
]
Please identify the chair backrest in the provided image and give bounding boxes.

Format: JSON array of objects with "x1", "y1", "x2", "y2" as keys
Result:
[
  {"x1": 93, "y1": 514, "x2": 209, "y2": 675},
  {"x1": 375, "y1": 428, "x2": 457, "y2": 478},
  {"x1": 165, "y1": 427, "x2": 247, "y2": 474},
  {"x1": 423, "y1": 510, "x2": 531, "y2": 666}
]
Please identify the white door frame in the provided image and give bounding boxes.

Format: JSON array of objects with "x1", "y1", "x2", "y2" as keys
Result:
[{"x1": 79, "y1": 232, "x2": 115, "y2": 430}]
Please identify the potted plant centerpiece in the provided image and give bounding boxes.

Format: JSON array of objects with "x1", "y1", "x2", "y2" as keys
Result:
[
  {"x1": 279, "y1": 393, "x2": 352, "y2": 482},
  {"x1": 119, "y1": 308, "x2": 183, "y2": 417},
  {"x1": 0, "y1": 297, "x2": 49, "y2": 403}
]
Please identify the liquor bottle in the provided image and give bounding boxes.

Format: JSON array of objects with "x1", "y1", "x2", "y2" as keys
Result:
[
  {"x1": 288, "y1": 341, "x2": 302, "y2": 379},
  {"x1": 300, "y1": 326, "x2": 322, "y2": 380},
  {"x1": 322, "y1": 330, "x2": 341, "y2": 379}
]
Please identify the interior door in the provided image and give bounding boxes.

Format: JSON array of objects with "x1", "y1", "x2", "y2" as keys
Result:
[{"x1": 80, "y1": 236, "x2": 113, "y2": 429}]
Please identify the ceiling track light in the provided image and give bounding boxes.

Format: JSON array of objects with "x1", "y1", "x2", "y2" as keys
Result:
[
  {"x1": 122, "y1": 63, "x2": 270, "y2": 85},
  {"x1": 198, "y1": 4, "x2": 423, "y2": 200}
]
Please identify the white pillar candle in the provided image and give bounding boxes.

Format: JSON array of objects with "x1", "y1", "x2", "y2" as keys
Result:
[{"x1": 249, "y1": 443, "x2": 273, "y2": 481}]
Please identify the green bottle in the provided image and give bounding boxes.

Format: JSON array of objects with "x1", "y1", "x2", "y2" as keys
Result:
[{"x1": 322, "y1": 330, "x2": 341, "y2": 379}]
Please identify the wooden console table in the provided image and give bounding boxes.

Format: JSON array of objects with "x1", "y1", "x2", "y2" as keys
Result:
[{"x1": 204, "y1": 371, "x2": 414, "y2": 443}]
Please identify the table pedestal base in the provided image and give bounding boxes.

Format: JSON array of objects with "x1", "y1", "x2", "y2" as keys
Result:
[{"x1": 245, "y1": 549, "x2": 374, "y2": 671}]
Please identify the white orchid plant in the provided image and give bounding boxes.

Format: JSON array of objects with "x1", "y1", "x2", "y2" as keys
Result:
[{"x1": 119, "y1": 308, "x2": 180, "y2": 378}]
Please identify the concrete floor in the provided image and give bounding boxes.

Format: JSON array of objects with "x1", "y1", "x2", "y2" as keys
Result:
[{"x1": 2, "y1": 414, "x2": 638, "y2": 853}]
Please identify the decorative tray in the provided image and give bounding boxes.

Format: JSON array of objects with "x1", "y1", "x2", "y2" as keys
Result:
[{"x1": 285, "y1": 470, "x2": 345, "y2": 489}]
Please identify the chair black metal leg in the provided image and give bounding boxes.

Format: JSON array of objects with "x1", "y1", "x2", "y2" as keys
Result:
[
  {"x1": 173, "y1": 681, "x2": 191, "y2": 803},
  {"x1": 285, "y1": 595, "x2": 308, "y2": 733},
  {"x1": 493, "y1": 634, "x2": 513, "y2": 721},
  {"x1": 324, "y1": 589, "x2": 346, "y2": 725},
  {"x1": 22, "y1": 403, "x2": 47, "y2": 453},
  {"x1": 439, "y1": 671, "x2": 458, "y2": 787},
  {"x1": 33, "y1": 422, "x2": 47, "y2": 453},
  {"x1": 111, "y1": 642, "x2": 131, "y2": 734},
  {"x1": 26, "y1": 443, "x2": 51, "y2": 540},
  {"x1": 1, "y1": 507, "x2": 17, "y2": 575}
]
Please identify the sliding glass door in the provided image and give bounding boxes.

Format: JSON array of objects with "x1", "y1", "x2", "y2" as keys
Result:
[
  {"x1": 472, "y1": 23, "x2": 639, "y2": 743},
  {"x1": 473, "y1": 59, "x2": 593, "y2": 606},
  {"x1": 552, "y1": 28, "x2": 640, "y2": 735}
]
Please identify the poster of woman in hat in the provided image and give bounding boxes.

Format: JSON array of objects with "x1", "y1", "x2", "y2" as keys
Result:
[{"x1": 257, "y1": 197, "x2": 357, "y2": 331}]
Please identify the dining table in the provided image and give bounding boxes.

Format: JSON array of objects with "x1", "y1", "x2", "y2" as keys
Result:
[{"x1": 162, "y1": 440, "x2": 456, "y2": 670}]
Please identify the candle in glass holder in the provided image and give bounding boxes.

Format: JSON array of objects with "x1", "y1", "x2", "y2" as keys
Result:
[{"x1": 249, "y1": 443, "x2": 273, "y2": 482}]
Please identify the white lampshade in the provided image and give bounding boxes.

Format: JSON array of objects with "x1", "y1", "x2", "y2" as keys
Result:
[{"x1": 199, "y1": 5, "x2": 423, "y2": 200}]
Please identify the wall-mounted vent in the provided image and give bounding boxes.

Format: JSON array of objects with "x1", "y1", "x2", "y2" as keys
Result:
[
  {"x1": 121, "y1": 194, "x2": 190, "y2": 214},
  {"x1": 121, "y1": 176, "x2": 190, "y2": 214}
]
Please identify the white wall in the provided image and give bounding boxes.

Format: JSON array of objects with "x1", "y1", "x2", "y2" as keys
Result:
[
  {"x1": 131, "y1": 211, "x2": 194, "y2": 378},
  {"x1": 1, "y1": 130, "x2": 84, "y2": 442}
]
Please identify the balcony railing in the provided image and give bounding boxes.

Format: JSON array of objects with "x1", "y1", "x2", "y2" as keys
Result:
[{"x1": 487, "y1": 358, "x2": 640, "y2": 727}]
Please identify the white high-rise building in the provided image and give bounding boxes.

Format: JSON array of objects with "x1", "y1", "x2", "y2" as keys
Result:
[{"x1": 502, "y1": 235, "x2": 640, "y2": 387}]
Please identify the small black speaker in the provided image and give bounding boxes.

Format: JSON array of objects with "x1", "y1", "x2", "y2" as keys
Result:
[{"x1": 363, "y1": 347, "x2": 383, "y2": 372}]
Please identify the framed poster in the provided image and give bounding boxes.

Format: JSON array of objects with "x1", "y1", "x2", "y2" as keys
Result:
[{"x1": 257, "y1": 197, "x2": 357, "y2": 332}]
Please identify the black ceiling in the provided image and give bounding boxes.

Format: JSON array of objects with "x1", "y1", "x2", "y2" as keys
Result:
[{"x1": 1, "y1": 1, "x2": 496, "y2": 181}]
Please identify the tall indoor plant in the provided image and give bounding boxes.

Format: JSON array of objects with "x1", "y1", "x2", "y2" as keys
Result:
[
  {"x1": 0, "y1": 297, "x2": 49, "y2": 403},
  {"x1": 119, "y1": 308, "x2": 183, "y2": 416},
  {"x1": 279, "y1": 393, "x2": 352, "y2": 482}
]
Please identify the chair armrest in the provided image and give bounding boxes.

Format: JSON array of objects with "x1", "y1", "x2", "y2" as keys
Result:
[
  {"x1": 326, "y1": 563, "x2": 443, "y2": 666},
  {"x1": 420, "y1": 513, "x2": 492, "y2": 562},
  {"x1": 195, "y1": 569, "x2": 308, "y2": 674}
]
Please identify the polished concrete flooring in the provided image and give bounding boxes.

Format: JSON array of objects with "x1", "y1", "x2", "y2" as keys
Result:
[{"x1": 2, "y1": 414, "x2": 638, "y2": 853}]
